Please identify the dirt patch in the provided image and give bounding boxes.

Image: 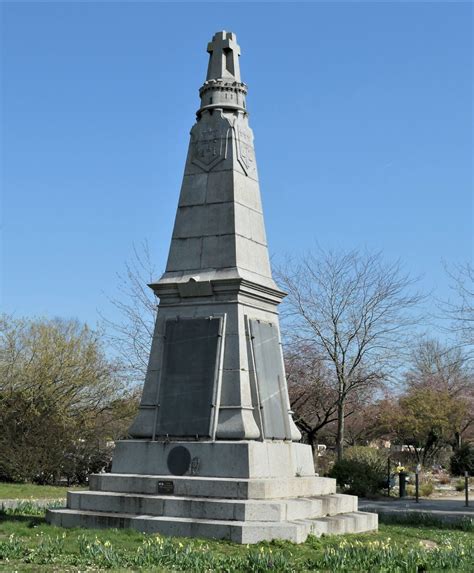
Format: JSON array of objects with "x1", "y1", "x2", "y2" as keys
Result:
[{"x1": 419, "y1": 539, "x2": 438, "y2": 550}]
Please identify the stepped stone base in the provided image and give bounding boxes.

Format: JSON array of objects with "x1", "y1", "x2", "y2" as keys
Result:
[
  {"x1": 47, "y1": 473, "x2": 377, "y2": 543},
  {"x1": 47, "y1": 441, "x2": 377, "y2": 543}
]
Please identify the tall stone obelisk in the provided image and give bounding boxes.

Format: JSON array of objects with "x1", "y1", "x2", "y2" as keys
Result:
[
  {"x1": 127, "y1": 30, "x2": 301, "y2": 444},
  {"x1": 47, "y1": 32, "x2": 377, "y2": 543}
]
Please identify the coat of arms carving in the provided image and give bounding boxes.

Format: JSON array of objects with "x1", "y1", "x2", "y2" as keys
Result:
[
  {"x1": 191, "y1": 114, "x2": 230, "y2": 172},
  {"x1": 235, "y1": 123, "x2": 256, "y2": 177}
]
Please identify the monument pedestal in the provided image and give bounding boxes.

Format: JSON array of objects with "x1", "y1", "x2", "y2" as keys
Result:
[
  {"x1": 47, "y1": 441, "x2": 377, "y2": 543},
  {"x1": 110, "y1": 440, "x2": 315, "y2": 478}
]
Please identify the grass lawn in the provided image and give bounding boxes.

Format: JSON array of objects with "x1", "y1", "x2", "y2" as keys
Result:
[
  {"x1": 0, "y1": 482, "x2": 84, "y2": 500},
  {"x1": 0, "y1": 504, "x2": 472, "y2": 572}
]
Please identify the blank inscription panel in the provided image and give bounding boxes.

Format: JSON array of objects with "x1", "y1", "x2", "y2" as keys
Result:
[{"x1": 156, "y1": 317, "x2": 222, "y2": 437}]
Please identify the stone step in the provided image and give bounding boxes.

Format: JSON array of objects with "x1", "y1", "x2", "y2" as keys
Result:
[
  {"x1": 46, "y1": 508, "x2": 377, "y2": 544},
  {"x1": 296, "y1": 511, "x2": 378, "y2": 537},
  {"x1": 313, "y1": 493, "x2": 358, "y2": 516},
  {"x1": 68, "y1": 491, "x2": 357, "y2": 522},
  {"x1": 89, "y1": 473, "x2": 336, "y2": 500},
  {"x1": 47, "y1": 508, "x2": 306, "y2": 543}
]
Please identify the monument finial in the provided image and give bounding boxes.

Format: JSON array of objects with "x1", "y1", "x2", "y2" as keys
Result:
[
  {"x1": 206, "y1": 30, "x2": 241, "y2": 82},
  {"x1": 199, "y1": 31, "x2": 246, "y2": 116}
]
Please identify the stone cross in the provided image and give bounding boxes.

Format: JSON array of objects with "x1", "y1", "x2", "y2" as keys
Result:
[{"x1": 206, "y1": 30, "x2": 241, "y2": 82}]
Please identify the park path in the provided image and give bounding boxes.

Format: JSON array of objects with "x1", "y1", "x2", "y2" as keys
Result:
[{"x1": 359, "y1": 496, "x2": 473, "y2": 522}]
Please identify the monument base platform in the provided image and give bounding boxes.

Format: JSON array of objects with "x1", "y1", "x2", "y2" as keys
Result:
[
  {"x1": 46, "y1": 441, "x2": 377, "y2": 543},
  {"x1": 46, "y1": 474, "x2": 377, "y2": 543},
  {"x1": 110, "y1": 439, "x2": 316, "y2": 479}
]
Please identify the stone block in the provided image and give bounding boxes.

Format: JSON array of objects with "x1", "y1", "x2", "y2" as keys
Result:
[
  {"x1": 172, "y1": 203, "x2": 235, "y2": 239},
  {"x1": 178, "y1": 174, "x2": 208, "y2": 206},
  {"x1": 314, "y1": 493, "x2": 358, "y2": 516},
  {"x1": 206, "y1": 170, "x2": 235, "y2": 204},
  {"x1": 201, "y1": 235, "x2": 236, "y2": 268},
  {"x1": 165, "y1": 238, "x2": 202, "y2": 272},
  {"x1": 110, "y1": 441, "x2": 315, "y2": 479},
  {"x1": 248, "y1": 208, "x2": 267, "y2": 244},
  {"x1": 88, "y1": 474, "x2": 337, "y2": 500},
  {"x1": 234, "y1": 234, "x2": 271, "y2": 278},
  {"x1": 233, "y1": 171, "x2": 263, "y2": 212}
]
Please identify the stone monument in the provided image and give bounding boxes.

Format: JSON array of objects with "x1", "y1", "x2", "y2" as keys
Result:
[{"x1": 47, "y1": 31, "x2": 377, "y2": 543}]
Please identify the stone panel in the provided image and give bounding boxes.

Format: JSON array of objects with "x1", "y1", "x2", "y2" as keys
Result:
[
  {"x1": 156, "y1": 317, "x2": 222, "y2": 437},
  {"x1": 249, "y1": 319, "x2": 290, "y2": 440}
]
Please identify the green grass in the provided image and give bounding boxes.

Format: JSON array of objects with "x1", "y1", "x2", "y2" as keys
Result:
[
  {"x1": 0, "y1": 505, "x2": 473, "y2": 572},
  {"x1": 0, "y1": 482, "x2": 84, "y2": 500},
  {"x1": 379, "y1": 511, "x2": 474, "y2": 531}
]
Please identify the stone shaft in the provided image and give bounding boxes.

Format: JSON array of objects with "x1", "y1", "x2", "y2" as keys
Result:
[{"x1": 128, "y1": 31, "x2": 299, "y2": 442}]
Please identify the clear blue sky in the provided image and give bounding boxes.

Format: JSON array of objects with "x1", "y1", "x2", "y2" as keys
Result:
[{"x1": 1, "y1": 1, "x2": 472, "y2": 329}]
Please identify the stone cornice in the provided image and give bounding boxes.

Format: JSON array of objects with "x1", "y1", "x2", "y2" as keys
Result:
[{"x1": 149, "y1": 276, "x2": 287, "y2": 307}]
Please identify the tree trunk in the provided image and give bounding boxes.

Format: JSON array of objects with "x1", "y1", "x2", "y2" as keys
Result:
[
  {"x1": 308, "y1": 431, "x2": 318, "y2": 466},
  {"x1": 336, "y1": 400, "x2": 345, "y2": 462},
  {"x1": 454, "y1": 431, "x2": 462, "y2": 450}
]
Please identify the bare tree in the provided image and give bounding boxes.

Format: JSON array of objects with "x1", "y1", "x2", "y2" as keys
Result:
[
  {"x1": 406, "y1": 338, "x2": 473, "y2": 396},
  {"x1": 101, "y1": 242, "x2": 158, "y2": 383},
  {"x1": 277, "y1": 248, "x2": 423, "y2": 461},
  {"x1": 286, "y1": 343, "x2": 373, "y2": 456},
  {"x1": 339, "y1": 399, "x2": 393, "y2": 447},
  {"x1": 443, "y1": 262, "x2": 474, "y2": 352},
  {"x1": 286, "y1": 345, "x2": 339, "y2": 455}
]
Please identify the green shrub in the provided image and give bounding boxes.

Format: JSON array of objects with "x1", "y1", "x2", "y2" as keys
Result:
[
  {"x1": 455, "y1": 478, "x2": 466, "y2": 492},
  {"x1": 450, "y1": 443, "x2": 474, "y2": 476},
  {"x1": 316, "y1": 450, "x2": 336, "y2": 476},
  {"x1": 419, "y1": 480, "x2": 434, "y2": 497},
  {"x1": 406, "y1": 484, "x2": 416, "y2": 497},
  {"x1": 329, "y1": 447, "x2": 388, "y2": 497}
]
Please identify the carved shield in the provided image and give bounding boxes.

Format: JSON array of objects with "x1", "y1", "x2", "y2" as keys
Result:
[
  {"x1": 235, "y1": 124, "x2": 256, "y2": 177},
  {"x1": 191, "y1": 115, "x2": 229, "y2": 172}
]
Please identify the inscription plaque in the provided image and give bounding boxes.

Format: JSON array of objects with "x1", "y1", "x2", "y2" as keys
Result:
[
  {"x1": 156, "y1": 317, "x2": 222, "y2": 437},
  {"x1": 157, "y1": 480, "x2": 174, "y2": 495},
  {"x1": 249, "y1": 319, "x2": 289, "y2": 440}
]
